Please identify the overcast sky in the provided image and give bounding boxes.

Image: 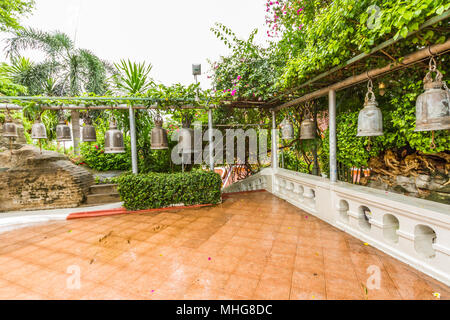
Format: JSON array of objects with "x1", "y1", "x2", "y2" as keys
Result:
[{"x1": 0, "y1": 0, "x2": 269, "y2": 89}]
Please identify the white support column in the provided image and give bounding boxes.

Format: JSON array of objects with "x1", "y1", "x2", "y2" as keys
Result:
[
  {"x1": 271, "y1": 110, "x2": 278, "y2": 170},
  {"x1": 208, "y1": 108, "x2": 214, "y2": 171},
  {"x1": 329, "y1": 90, "x2": 337, "y2": 182},
  {"x1": 129, "y1": 105, "x2": 138, "y2": 174}
]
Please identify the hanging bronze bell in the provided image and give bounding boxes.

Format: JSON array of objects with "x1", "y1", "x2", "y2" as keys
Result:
[
  {"x1": 3, "y1": 119, "x2": 18, "y2": 138},
  {"x1": 280, "y1": 117, "x2": 294, "y2": 140},
  {"x1": 104, "y1": 119, "x2": 125, "y2": 154},
  {"x1": 56, "y1": 118, "x2": 72, "y2": 142},
  {"x1": 31, "y1": 118, "x2": 47, "y2": 140},
  {"x1": 150, "y1": 114, "x2": 169, "y2": 150},
  {"x1": 178, "y1": 119, "x2": 194, "y2": 153},
  {"x1": 415, "y1": 58, "x2": 450, "y2": 132},
  {"x1": 82, "y1": 115, "x2": 97, "y2": 142},
  {"x1": 300, "y1": 118, "x2": 316, "y2": 140},
  {"x1": 357, "y1": 81, "x2": 383, "y2": 137}
]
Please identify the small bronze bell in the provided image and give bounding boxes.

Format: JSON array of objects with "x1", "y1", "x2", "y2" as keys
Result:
[
  {"x1": 3, "y1": 118, "x2": 18, "y2": 138},
  {"x1": 178, "y1": 118, "x2": 194, "y2": 153},
  {"x1": 280, "y1": 117, "x2": 294, "y2": 140},
  {"x1": 31, "y1": 118, "x2": 47, "y2": 140},
  {"x1": 415, "y1": 58, "x2": 450, "y2": 132},
  {"x1": 300, "y1": 106, "x2": 316, "y2": 140},
  {"x1": 151, "y1": 114, "x2": 169, "y2": 150},
  {"x1": 82, "y1": 114, "x2": 97, "y2": 142},
  {"x1": 357, "y1": 80, "x2": 383, "y2": 137},
  {"x1": 56, "y1": 116, "x2": 72, "y2": 142},
  {"x1": 104, "y1": 119, "x2": 125, "y2": 154}
]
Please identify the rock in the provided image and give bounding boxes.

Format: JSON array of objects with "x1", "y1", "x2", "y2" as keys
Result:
[
  {"x1": 425, "y1": 191, "x2": 450, "y2": 205},
  {"x1": 395, "y1": 175, "x2": 417, "y2": 193},
  {"x1": 0, "y1": 145, "x2": 93, "y2": 212},
  {"x1": 415, "y1": 174, "x2": 431, "y2": 189}
]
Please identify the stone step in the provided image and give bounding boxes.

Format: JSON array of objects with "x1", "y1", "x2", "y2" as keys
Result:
[
  {"x1": 86, "y1": 193, "x2": 121, "y2": 205},
  {"x1": 89, "y1": 184, "x2": 118, "y2": 195}
]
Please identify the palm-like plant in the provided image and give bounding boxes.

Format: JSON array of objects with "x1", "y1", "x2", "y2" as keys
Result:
[
  {"x1": 5, "y1": 28, "x2": 113, "y2": 153},
  {"x1": 113, "y1": 59, "x2": 153, "y2": 96}
]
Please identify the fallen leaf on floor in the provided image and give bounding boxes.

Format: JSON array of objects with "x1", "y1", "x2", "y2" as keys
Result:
[
  {"x1": 90, "y1": 258, "x2": 95, "y2": 264},
  {"x1": 68, "y1": 230, "x2": 72, "y2": 233},
  {"x1": 364, "y1": 243, "x2": 369, "y2": 246},
  {"x1": 433, "y1": 292, "x2": 440, "y2": 299},
  {"x1": 208, "y1": 257, "x2": 211, "y2": 261}
]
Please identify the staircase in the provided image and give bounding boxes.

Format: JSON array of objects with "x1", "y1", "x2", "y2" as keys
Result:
[{"x1": 86, "y1": 184, "x2": 121, "y2": 205}]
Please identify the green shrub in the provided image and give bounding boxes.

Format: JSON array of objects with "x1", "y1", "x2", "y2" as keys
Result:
[{"x1": 117, "y1": 171, "x2": 222, "y2": 210}]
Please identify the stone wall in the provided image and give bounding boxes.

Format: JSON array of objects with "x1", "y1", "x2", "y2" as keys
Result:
[{"x1": 0, "y1": 145, "x2": 94, "y2": 212}]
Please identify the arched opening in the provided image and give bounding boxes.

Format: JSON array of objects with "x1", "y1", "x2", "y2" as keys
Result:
[
  {"x1": 414, "y1": 225, "x2": 436, "y2": 259},
  {"x1": 383, "y1": 214, "x2": 399, "y2": 243},
  {"x1": 358, "y1": 205, "x2": 372, "y2": 231}
]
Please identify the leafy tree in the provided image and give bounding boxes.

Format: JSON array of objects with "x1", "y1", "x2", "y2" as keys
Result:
[{"x1": 0, "y1": 0, "x2": 34, "y2": 31}]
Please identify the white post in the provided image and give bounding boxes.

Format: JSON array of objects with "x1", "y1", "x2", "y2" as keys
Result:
[
  {"x1": 329, "y1": 90, "x2": 337, "y2": 182},
  {"x1": 208, "y1": 108, "x2": 214, "y2": 171},
  {"x1": 129, "y1": 105, "x2": 138, "y2": 174},
  {"x1": 272, "y1": 110, "x2": 278, "y2": 170}
]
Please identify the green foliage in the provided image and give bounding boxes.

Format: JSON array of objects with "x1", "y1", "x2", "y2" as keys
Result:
[
  {"x1": 274, "y1": 0, "x2": 450, "y2": 88},
  {"x1": 113, "y1": 60, "x2": 154, "y2": 95},
  {"x1": 0, "y1": 0, "x2": 34, "y2": 31},
  {"x1": 117, "y1": 171, "x2": 222, "y2": 210},
  {"x1": 209, "y1": 23, "x2": 284, "y2": 100}
]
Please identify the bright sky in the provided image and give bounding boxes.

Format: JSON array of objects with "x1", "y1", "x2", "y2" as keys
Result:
[{"x1": 0, "y1": 0, "x2": 269, "y2": 89}]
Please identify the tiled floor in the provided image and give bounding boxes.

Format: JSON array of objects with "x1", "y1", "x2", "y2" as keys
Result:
[{"x1": 0, "y1": 191, "x2": 448, "y2": 300}]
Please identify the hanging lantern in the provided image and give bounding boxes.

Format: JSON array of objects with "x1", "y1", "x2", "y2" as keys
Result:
[
  {"x1": 300, "y1": 106, "x2": 316, "y2": 140},
  {"x1": 82, "y1": 113, "x2": 97, "y2": 142},
  {"x1": 150, "y1": 113, "x2": 169, "y2": 150},
  {"x1": 178, "y1": 118, "x2": 194, "y2": 153},
  {"x1": 357, "y1": 80, "x2": 383, "y2": 137},
  {"x1": 280, "y1": 116, "x2": 294, "y2": 140},
  {"x1": 415, "y1": 57, "x2": 450, "y2": 132},
  {"x1": 104, "y1": 118, "x2": 125, "y2": 154},
  {"x1": 31, "y1": 118, "x2": 47, "y2": 140},
  {"x1": 56, "y1": 112, "x2": 72, "y2": 142}
]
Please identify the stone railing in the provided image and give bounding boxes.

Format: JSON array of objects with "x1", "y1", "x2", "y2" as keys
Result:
[{"x1": 224, "y1": 167, "x2": 450, "y2": 286}]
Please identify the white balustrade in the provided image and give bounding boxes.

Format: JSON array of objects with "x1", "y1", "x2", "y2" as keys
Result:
[{"x1": 223, "y1": 167, "x2": 450, "y2": 285}]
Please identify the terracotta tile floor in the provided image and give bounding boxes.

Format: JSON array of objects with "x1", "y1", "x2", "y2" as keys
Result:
[{"x1": 0, "y1": 191, "x2": 448, "y2": 300}]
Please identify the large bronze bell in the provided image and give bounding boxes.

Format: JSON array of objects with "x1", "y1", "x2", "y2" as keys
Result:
[
  {"x1": 82, "y1": 114, "x2": 97, "y2": 142},
  {"x1": 280, "y1": 117, "x2": 294, "y2": 140},
  {"x1": 415, "y1": 58, "x2": 450, "y2": 132},
  {"x1": 56, "y1": 118, "x2": 72, "y2": 142},
  {"x1": 31, "y1": 118, "x2": 47, "y2": 140},
  {"x1": 357, "y1": 80, "x2": 383, "y2": 137},
  {"x1": 178, "y1": 119, "x2": 194, "y2": 153},
  {"x1": 300, "y1": 118, "x2": 316, "y2": 140},
  {"x1": 151, "y1": 114, "x2": 169, "y2": 150},
  {"x1": 104, "y1": 119, "x2": 125, "y2": 154}
]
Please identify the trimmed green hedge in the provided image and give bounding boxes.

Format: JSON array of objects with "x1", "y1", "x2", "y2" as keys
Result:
[{"x1": 117, "y1": 171, "x2": 222, "y2": 210}]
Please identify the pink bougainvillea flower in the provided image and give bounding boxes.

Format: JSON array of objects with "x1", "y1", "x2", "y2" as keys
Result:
[
  {"x1": 237, "y1": 75, "x2": 241, "y2": 80},
  {"x1": 297, "y1": 7, "x2": 304, "y2": 14},
  {"x1": 231, "y1": 89, "x2": 237, "y2": 96},
  {"x1": 299, "y1": 24, "x2": 304, "y2": 30}
]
